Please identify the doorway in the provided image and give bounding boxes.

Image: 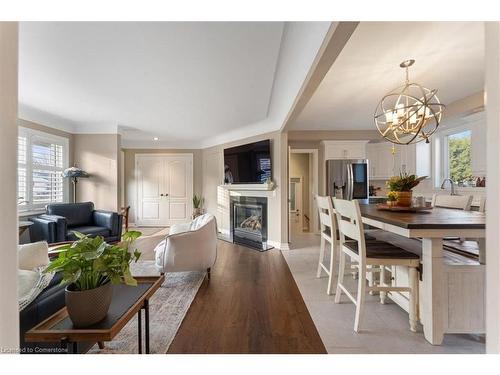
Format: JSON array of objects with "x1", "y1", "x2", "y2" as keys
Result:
[{"x1": 288, "y1": 148, "x2": 319, "y2": 249}]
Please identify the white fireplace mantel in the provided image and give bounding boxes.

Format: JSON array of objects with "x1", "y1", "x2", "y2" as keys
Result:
[{"x1": 219, "y1": 184, "x2": 277, "y2": 198}]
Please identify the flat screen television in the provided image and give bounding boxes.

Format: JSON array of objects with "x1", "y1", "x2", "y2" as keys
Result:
[{"x1": 223, "y1": 140, "x2": 272, "y2": 184}]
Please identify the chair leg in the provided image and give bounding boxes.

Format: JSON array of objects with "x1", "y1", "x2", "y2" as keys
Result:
[
  {"x1": 334, "y1": 251, "x2": 346, "y2": 303},
  {"x1": 316, "y1": 236, "x2": 325, "y2": 278},
  {"x1": 380, "y1": 265, "x2": 386, "y2": 304},
  {"x1": 327, "y1": 240, "x2": 336, "y2": 295},
  {"x1": 408, "y1": 266, "x2": 418, "y2": 332},
  {"x1": 354, "y1": 263, "x2": 366, "y2": 333},
  {"x1": 207, "y1": 267, "x2": 211, "y2": 281}
]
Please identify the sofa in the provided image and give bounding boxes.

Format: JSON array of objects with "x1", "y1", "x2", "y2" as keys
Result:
[
  {"x1": 30, "y1": 202, "x2": 123, "y2": 244},
  {"x1": 154, "y1": 213, "x2": 217, "y2": 277},
  {"x1": 18, "y1": 242, "x2": 66, "y2": 353}
]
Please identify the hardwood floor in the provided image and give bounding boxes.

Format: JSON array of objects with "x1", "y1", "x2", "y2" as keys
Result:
[{"x1": 167, "y1": 240, "x2": 326, "y2": 354}]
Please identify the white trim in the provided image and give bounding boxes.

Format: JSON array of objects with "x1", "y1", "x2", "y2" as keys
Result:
[{"x1": 288, "y1": 148, "x2": 319, "y2": 234}]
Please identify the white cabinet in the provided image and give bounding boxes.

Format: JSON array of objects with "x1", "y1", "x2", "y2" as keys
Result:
[
  {"x1": 366, "y1": 142, "x2": 417, "y2": 180},
  {"x1": 322, "y1": 141, "x2": 368, "y2": 160}
]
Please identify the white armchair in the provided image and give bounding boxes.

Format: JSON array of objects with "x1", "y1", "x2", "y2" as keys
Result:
[{"x1": 154, "y1": 213, "x2": 217, "y2": 278}]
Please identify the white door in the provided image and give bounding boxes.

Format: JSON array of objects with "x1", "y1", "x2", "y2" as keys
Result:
[{"x1": 136, "y1": 154, "x2": 193, "y2": 226}]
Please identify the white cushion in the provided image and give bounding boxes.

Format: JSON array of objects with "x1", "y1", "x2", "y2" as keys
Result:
[
  {"x1": 169, "y1": 223, "x2": 191, "y2": 235},
  {"x1": 190, "y1": 214, "x2": 212, "y2": 231},
  {"x1": 18, "y1": 269, "x2": 39, "y2": 299},
  {"x1": 18, "y1": 241, "x2": 50, "y2": 271}
]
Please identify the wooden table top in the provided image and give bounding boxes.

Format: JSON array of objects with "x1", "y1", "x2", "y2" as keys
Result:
[
  {"x1": 358, "y1": 204, "x2": 486, "y2": 230},
  {"x1": 25, "y1": 275, "x2": 164, "y2": 343}
]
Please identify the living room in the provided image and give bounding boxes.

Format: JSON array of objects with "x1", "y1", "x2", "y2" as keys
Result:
[{"x1": 2, "y1": 1, "x2": 500, "y2": 372}]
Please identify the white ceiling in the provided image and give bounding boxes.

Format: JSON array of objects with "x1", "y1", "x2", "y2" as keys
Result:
[
  {"x1": 19, "y1": 22, "x2": 284, "y2": 148},
  {"x1": 289, "y1": 22, "x2": 485, "y2": 131}
]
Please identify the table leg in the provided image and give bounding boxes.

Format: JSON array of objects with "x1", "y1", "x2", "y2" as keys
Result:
[
  {"x1": 477, "y1": 238, "x2": 486, "y2": 264},
  {"x1": 421, "y1": 238, "x2": 446, "y2": 345},
  {"x1": 145, "y1": 299, "x2": 150, "y2": 354},
  {"x1": 138, "y1": 308, "x2": 142, "y2": 354}
]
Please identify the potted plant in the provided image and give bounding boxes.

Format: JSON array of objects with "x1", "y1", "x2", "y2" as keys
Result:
[
  {"x1": 44, "y1": 231, "x2": 142, "y2": 328},
  {"x1": 193, "y1": 194, "x2": 204, "y2": 218},
  {"x1": 386, "y1": 191, "x2": 398, "y2": 207},
  {"x1": 386, "y1": 172, "x2": 427, "y2": 207}
]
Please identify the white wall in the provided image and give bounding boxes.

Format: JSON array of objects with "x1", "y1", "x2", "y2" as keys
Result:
[
  {"x1": 202, "y1": 22, "x2": 332, "y2": 148},
  {"x1": 485, "y1": 21, "x2": 500, "y2": 354},
  {"x1": 73, "y1": 134, "x2": 121, "y2": 211},
  {"x1": 0, "y1": 22, "x2": 19, "y2": 352}
]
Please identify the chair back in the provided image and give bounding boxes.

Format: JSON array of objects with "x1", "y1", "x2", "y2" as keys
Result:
[
  {"x1": 431, "y1": 194, "x2": 473, "y2": 210},
  {"x1": 46, "y1": 202, "x2": 95, "y2": 226},
  {"x1": 316, "y1": 196, "x2": 335, "y2": 239},
  {"x1": 478, "y1": 196, "x2": 486, "y2": 213},
  {"x1": 332, "y1": 198, "x2": 366, "y2": 259}
]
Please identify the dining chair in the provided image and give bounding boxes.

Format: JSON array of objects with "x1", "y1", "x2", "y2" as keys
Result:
[
  {"x1": 333, "y1": 198, "x2": 420, "y2": 333},
  {"x1": 316, "y1": 195, "x2": 338, "y2": 295}
]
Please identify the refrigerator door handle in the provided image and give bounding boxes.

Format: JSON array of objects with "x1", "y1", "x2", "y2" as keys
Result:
[{"x1": 347, "y1": 163, "x2": 354, "y2": 200}]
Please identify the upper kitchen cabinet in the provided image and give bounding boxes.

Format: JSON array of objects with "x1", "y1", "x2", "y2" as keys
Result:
[
  {"x1": 322, "y1": 141, "x2": 368, "y2": 160},
  {"x1": 366, "y1": 142, "x2": 416, "y2": 180}
]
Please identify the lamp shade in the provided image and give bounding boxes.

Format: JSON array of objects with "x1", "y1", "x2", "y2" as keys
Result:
[{"x1": 62, "y1": 166, "x2": 89, "y2": 178}]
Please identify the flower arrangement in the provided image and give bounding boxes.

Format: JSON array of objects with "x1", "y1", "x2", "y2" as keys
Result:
[
  {"x1": 386, "y1": 172, "x2": 427, "y2": 192},
  {"x1": 386, "y1": 173, "x2": 427, "y2": 207}
]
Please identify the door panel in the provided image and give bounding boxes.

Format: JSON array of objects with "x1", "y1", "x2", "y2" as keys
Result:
[
  {"x1": 136, "y1": 154, "x2": 193, "y2": 226},
  {"x1": 167, "y1": 160, "x2": 188, "y2": 198},
  {"x1": 137, "y1": 156, "x2": 165, "y2": 225},
  {"x1": 169, "y1": 202, "x2": 187, "y2": 220}
]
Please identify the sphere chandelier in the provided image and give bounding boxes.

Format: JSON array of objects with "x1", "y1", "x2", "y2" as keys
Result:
[{"x1": 374, "y1": 59, "x2": 445, "y2": 145}]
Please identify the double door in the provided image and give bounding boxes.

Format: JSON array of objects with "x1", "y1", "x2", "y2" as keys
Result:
[{"x1": 136, "y1": 154, "x2": 193, "y2": 226}]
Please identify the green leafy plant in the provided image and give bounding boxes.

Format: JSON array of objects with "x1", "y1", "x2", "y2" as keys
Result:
[
  {"x1": 387, "y1": 191, "x2": 398, "y2": 202},
  {"x1": 386, "y1": 172, "x2": 427, "y2": 192},
  {"x1": 193, "y1": 194, "x2": 204, "y2": 209},
  {"x1": 44, "y1": 231, "x2": 142, "y2": 291}
]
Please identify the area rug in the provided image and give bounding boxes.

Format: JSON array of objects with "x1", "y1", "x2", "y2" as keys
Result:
[{"x1": 88, "y1": 261, "x2": 204, "y2": 354}]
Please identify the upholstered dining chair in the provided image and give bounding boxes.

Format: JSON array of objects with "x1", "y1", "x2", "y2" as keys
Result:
[{"x1": 333, "y1": 198, "x2": 420, "y2": 333}]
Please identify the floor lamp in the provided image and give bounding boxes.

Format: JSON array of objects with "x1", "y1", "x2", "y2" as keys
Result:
[{"x1": 62, "y1": 166, "x2": 90, "y2": 203}]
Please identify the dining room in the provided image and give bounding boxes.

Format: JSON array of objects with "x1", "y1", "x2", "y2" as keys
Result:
[{"x1": 281, "y1": 21, "x2": 498, "y2": 353}]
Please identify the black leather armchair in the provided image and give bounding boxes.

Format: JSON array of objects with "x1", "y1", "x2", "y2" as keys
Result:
[{"x1": 30, "y1": 202, "x2": 123, "y2": 244}]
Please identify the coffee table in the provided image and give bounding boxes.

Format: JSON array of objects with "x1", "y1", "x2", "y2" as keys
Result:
[{"x1": 25, "y1": 275, "x2": 164, "y2": 354}]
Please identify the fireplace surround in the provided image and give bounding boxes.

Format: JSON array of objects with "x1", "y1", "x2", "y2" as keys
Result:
[{"x1": 230, "y1": 195, "x2": 271, "y2": 251}]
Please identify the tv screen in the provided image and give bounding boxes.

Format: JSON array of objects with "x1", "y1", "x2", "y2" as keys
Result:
[{"x1": 223, "y1": 140, "x2": 272, "y2": 184}]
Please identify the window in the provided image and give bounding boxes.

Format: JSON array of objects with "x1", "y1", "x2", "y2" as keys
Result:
[
  {"x1": 18, "y1": 127, "x2": 69, "y2": 212},
  {"x1": 436, "y1": 127, "x2": 476, "y2": 188}
]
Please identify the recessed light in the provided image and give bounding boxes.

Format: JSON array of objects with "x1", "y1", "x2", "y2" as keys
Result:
[{"x1": 153, "y1": 137, "x2": 159, "y2": 141}]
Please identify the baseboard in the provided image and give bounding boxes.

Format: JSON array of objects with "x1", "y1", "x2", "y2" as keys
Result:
[{"x1": 268, "y1": 241, "x2": 290, "y2": 251}]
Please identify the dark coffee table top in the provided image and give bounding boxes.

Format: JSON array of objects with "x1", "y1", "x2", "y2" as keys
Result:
[{"x1": 25, "y1": 275, "x2": 164, "y2": 343}]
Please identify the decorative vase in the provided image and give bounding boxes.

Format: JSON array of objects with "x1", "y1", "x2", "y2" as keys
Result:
[
  {"x1": 396, "y1": 191, "x2": 413, "y2": 207},
  {"x1": 65, "y1": 281, "x2": 112, "y2": 328},
  {"x1": 193, "y1": 207, "x2": 203, "y2": 219},
  {"x1": 387, "y1": 200, "x2": 396, "y2": 207}
]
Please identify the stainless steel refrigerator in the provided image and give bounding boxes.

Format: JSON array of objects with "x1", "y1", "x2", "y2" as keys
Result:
[{"x1": 326, "y1": 159, "x2": 369, "y2": 200}]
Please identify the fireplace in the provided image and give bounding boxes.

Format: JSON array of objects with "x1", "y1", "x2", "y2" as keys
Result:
[{"x1": 230, "y1": 196, "x2": 271, "y2": 251}]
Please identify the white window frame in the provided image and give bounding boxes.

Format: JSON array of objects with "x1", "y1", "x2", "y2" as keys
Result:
[
  {"x1": 18, "y1": 127, "x2": 70, "y2": 213},
  {"x1": 434, "y1": 123, "x2": 481, "y2": 190}
]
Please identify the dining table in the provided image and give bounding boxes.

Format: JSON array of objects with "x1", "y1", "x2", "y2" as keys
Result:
[{"x1": 357, "y1": 201, "x2": 486, "y2": 345}]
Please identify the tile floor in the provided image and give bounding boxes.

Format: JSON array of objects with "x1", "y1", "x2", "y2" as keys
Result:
[{"x1": 282, "y1": 231, "x2": 485, "y2": 354}]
